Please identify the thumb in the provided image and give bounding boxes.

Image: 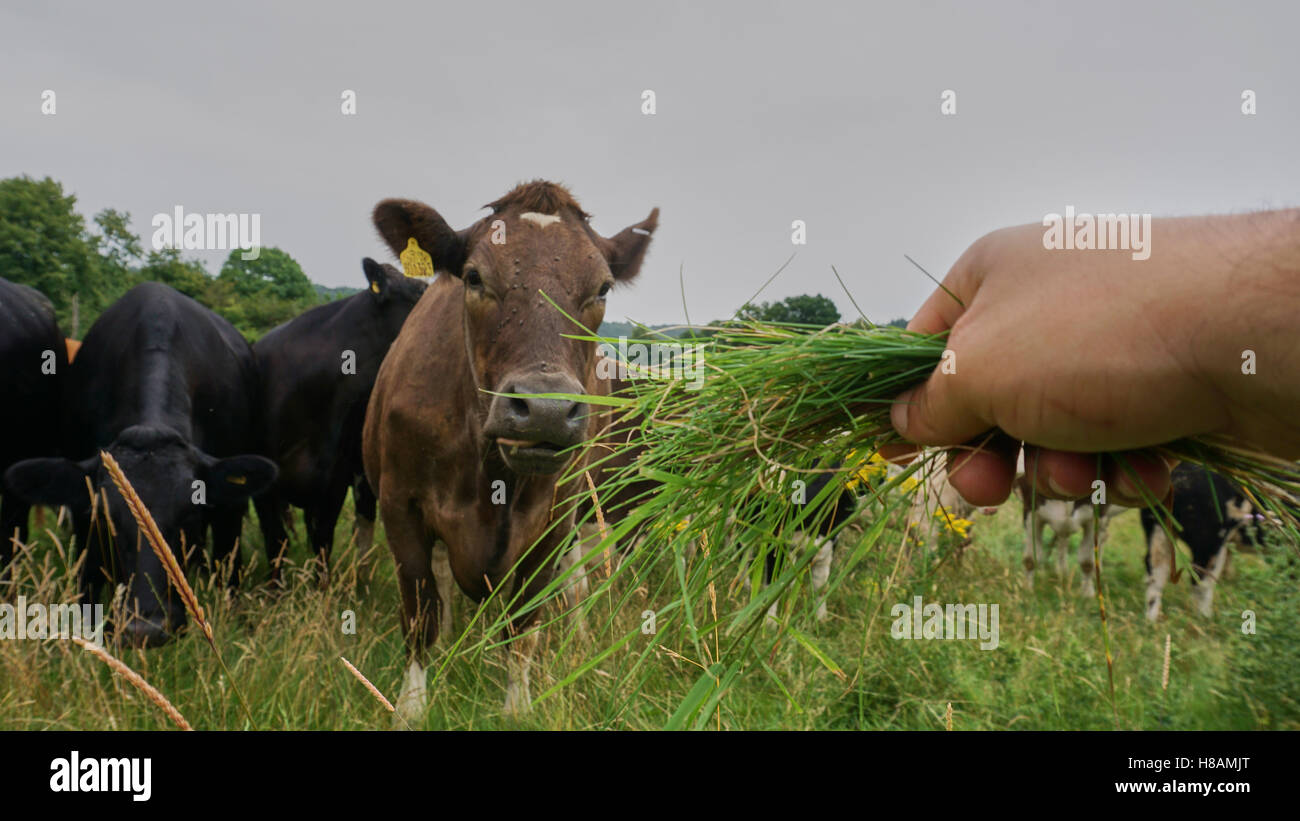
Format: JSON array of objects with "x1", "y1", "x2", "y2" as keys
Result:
[{"x1": 890, "y1": 365, "x2": 989, "y2": 447}]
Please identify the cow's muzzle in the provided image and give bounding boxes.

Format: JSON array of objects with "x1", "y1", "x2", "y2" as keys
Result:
[{"x1": 485, "y1": 373, "x2": 588, "y2": 474}]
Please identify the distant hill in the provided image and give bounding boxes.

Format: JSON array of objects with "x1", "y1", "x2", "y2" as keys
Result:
[
  {"x1": 598, "y1": 320, "x2": 692, "y2": 339},
  {"x1": 315, "y1": 283, "x2": 361, "y2": 301}
]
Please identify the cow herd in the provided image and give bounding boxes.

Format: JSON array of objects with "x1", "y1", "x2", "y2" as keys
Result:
[{"x1": 0, "y1": 180, "x2": 1278, "y2": 721}]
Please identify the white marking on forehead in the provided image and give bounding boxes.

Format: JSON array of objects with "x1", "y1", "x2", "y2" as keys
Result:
[{"x1": 520, "y1": 211, "x2": 562, "y2": 228}]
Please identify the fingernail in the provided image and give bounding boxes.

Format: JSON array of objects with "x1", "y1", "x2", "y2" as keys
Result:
[
  {"x1": 891, "y1": 391, "x2": 912, "y2": 435},
  {"x1": 1047, "y1": 474, "x2": 1072, "y2": 498},
  {"x1": 1114, "y1": 472, "x2": 1138, "y2": 500}
]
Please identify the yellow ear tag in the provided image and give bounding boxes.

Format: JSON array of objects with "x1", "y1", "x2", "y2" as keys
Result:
[
  {"x1": 400, "y1": 237, "x2": 435, "y2": 278},
  {"x1": 227, "y1": 475, "x2": 247, "y2": 485},
  {"x1": 370, "y1": 281, "x2": 380, "y2": 293}
]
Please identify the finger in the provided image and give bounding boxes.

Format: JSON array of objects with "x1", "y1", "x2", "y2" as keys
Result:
[
  {"x1": 945, "y1": 433, "x2": 1021, "y2": 507},
  {"x1": 1023, "y1": 448, "x2": 1099, "y2": 500},
  {"x1": 876, "y1": 443, "x2": 919, "y2": 465},
  {"x1": 1105, "y1": 450, "x2": 1173, "y2": 507},
  {"x1": 890, "y1": 373, "x2": 990, "y2": 447}
]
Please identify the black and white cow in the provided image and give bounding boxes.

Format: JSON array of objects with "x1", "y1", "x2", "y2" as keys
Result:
[
  {"x1": 1015, "y1": 474, "x2": 1127, "y2": 597},
  {"x1": 0, "y1": 277, "x2": 67, "y2": 573},
  {"x1": 4, "y1": 283, "x2": 277, "y2": 646},
  {"x1": 252, "y1": 258, "x2": 425, "y2": 585},
  {"x1": 760, "y1": 468, "x2": 858, "y2": 621},
  {"x1": 726, "y1": 464, "x2": 859, "y2": 624},
  {"x1": 1140, "y1": 463, "x2": 1264, "y2": 620}
]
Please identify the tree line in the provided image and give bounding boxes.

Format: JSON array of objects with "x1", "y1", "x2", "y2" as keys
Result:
[
  {"x1": 0, "y1": 175, "x2": 352, "y2": 341},
  {"x1": 2, "y1": 175, "x2": 904, "y2": 343}
]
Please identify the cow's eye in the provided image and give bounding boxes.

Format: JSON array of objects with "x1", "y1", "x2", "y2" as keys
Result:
[
  {"x1": 597, "y1": 281, "x2": 613, "y2": 299},
  {"x1": 464, "y1": 269, "x2": 483, "y2": 290}
]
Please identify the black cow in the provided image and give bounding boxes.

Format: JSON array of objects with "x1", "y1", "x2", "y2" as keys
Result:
[
  {"x1": 1140, "y1": 464, "x2": 1264, "y2": 621},
  {"x1": 755, "y1": 468, "x2": 858, "y2": 622},
  {"x1": 4, "y1": 283, "x2": 276, "y2": 646},
  {"x1": 0, "y1": 277, "x2": 67, "y2": 573},
  {"x1": 253, "y1": 258, "x2": 426, "y2": 585}
]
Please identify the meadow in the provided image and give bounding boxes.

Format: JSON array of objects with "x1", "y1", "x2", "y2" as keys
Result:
[{"x1": 2, "y1": 482, "x2": 1296, "y2": 731}]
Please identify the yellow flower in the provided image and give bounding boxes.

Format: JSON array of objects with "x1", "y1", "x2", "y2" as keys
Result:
[{"x1": 933, "y1": 510, "x2": 973, "y2": 539}]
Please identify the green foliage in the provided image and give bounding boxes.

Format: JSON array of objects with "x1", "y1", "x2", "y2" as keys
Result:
[
  {"x1": 138, "y1": 248, "x2": 210, "y2": 300},
  {"x1": 740, "y1": 293, "x2": 841, "y2": 327},
  {"x1": 315, "y1": 283, "x2": 362, "y2": 302},
  {"x1": 0, "y1": 175, "x2": 331, "y2": 342},
  {"x1": 218, "y1": 246, "x2": 314, "y2": 302},
  {"x1": 214, "y1": 247, "x2": 319, "y2": 340},
  {"x1": 597, "y1": 320, "x2": 689, "y2": 339},
  {"x1": 0, "y1": 175, "x2": 128, "y2": 333}
]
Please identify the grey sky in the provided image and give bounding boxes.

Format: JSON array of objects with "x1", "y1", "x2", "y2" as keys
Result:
[{"x1": 4, "y1": 1, "x2": 1298, "y2": 326}]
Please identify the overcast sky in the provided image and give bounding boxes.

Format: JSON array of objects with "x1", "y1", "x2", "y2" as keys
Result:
[{"x1": 3, "y1": 1, "x2": 1298, "y2": 326}]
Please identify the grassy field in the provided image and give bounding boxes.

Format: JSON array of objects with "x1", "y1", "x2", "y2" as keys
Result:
[{"x1": 2, "y1": 488, "x2": 1297, "y2": 730}]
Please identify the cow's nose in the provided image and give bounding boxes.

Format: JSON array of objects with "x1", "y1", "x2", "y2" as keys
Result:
[
  {"x1": 121, "y1": 615, "x2": 172, "y2": 648},
  {"x1": 488, "y1": 373, "x2": 588, "y2": 448},
  {"x1": 501, "y1": 384, "x2": 585, "y2": 443}
]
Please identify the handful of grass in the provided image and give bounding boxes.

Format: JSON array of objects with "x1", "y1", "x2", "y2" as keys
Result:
[
  {"x1": 586, "y1": 320, "x2": 1299, "y2": 540},
  {"x1": 541, "y1": 320, "x2": 1298, "y2": 726}
]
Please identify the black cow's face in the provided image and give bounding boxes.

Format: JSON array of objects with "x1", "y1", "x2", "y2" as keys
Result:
[
  {"x1": 362, "y1": 257, "x2": 426, "y2": 311},
  {"x1": 1224, "y1": 496, "x2": 1267, "y2": 548},
  {"x1": 2, "y1": 425, "x2": 276, "y2": 647}
]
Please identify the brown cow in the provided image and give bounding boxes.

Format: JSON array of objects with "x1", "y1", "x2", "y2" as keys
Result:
[{"x1": 362, "y1": 181, "x2": 657, "y2": 719}]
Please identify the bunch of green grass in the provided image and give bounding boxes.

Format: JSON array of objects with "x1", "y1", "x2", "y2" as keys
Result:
[
  {"x1": 529, "y1": 319, "x2": 1299, "y2": 727},
  {"x1": 589, "y1": 319, "x2": 1300, "y2": 537}
]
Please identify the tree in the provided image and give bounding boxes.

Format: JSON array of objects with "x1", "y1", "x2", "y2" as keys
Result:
[
  {"x1": 0, "y1": 176, "x2": 101, "y2": 331},
  {"x1": 213, "y1": 247, "x2": 318, "y2": 340},
  {"x1": 740, "y1": 293, "x2": 841, "y2": 327},
  {"x1": 138, "y1": 248, "x2": 211, "y2": 300},
  {"x1": 218, "y1": 247, "x2": 315, "y2": 302}
]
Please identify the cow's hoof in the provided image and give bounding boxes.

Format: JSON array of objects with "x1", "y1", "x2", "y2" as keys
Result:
[
  {"x1": 395, "y1": 664, "x2": 427, "y2": 728},
  {"x1": 503, "y1": 683, "x2": 531, "y2": 716}
]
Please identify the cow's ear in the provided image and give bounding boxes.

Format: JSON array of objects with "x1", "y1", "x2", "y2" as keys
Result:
[
  {"x1": 592, "y1": 207, "x2": 658, "y2": 283},
  {"x1": 199, "y1": 455, "x2": 278, "y2": 507},
  {"x1": 373, "y1": 199, "x2": 468, "y2": 276},
  {"x1": 361, "y1": 257, "x2": 389, "y2": 301},
  {"x1": 4, "y1": 457, "x2": 96, "y2": 509}
]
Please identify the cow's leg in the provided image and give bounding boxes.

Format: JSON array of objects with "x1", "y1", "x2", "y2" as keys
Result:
[
  {"x1": 386, "y1": 500, "x2": 439, "y2": 727},
  {"x1": 254, "y1": 493, "x2": 289, "y2": 588},
  {"x1": 1053, "y1": 522, "x2": 1070, "y2": 576},
  {"x1": 1078, "y1": 514, "x2": 1104, "y2": 598},
  {"x1": 501, "y1": 531, "x2": 563, "y2": 715},
  {"x1": 1145, "y1": 527, "x2": 1174, "y2": 621},
  {"x1": 75, "y1": 520, "x2": 101, "y2": 610},
  {"x1": 430, "y1": 540, "x2": 455, "y2": 640},
  {"x1": 306, "y1": 482, "x2": 349, "y2": 589},
  {"x1": 210, "y1": 507, "x2": 245, "y2": 589},
  {"x1": 810, "y1": 535, "x2": 834, "y2": 622},
  {"x1": 352, "y1": 478, "x2": 378, "y2": 584},
  {"x1": 557, "y1": 524, "x2": 600, "y2": 640},
  {"x1": 0, "y1": 494, "x2": 29, "y2": 580},
  {"x1": 560, "y1": 523, "x2": 599, "y2": 610},
  {"x1": 502, "y1": 629, "x2": 539, "y2": 716},
  {"x1": 1189, "y1": 541, "x2": 1229, "y2": 618},
  {"x1": 1022, "y1": 511, "x2": 1041, "y2": 587},
  {"x1": 764, "y1": 543, "x2": 782, "y2": 625}
]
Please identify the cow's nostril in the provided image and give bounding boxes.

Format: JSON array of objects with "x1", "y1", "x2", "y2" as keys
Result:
[
  {"x1": 510, "y1": 397, "x2": 530, "y2": 418},
  {"x1": 566, "y1": 402, "x2": 581, "y2": 420}
]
